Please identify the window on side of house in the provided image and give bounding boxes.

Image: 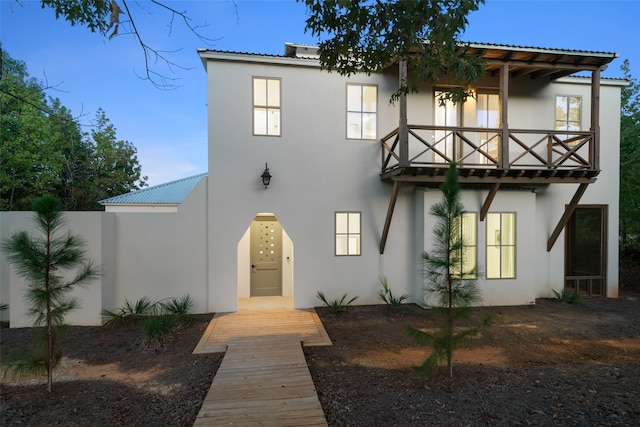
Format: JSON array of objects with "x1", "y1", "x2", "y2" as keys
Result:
[
  {"x1": 335, "y1": 212, "x2": 361, "y2": 256},
  {"x1": 347, "y1": 84, "x2": 377, "y2": 140},
  {"x1": 486, "y1": 212, "x2": 516, "y2": 279},
  {"x1": 253, "y1": 77, "x2": 281, "y2": 136},
  {"x1": 451, "y1": 212, "x2": 478, "y2": 279},
  {"x1": 555, "y1": 95, "x2": 582, "y2": 140}
]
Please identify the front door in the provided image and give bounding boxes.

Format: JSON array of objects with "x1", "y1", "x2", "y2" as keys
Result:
[
  {"x1": 565, "y1": 206, "x2": 607, "y2": 295},
  {"x1": 250, "y1": 215, "x2": 283, "y2": 297}
]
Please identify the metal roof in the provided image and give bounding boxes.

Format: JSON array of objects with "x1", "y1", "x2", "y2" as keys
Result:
[{"x1": 100, "y1": 173, "x2": 207, "y2": 205}]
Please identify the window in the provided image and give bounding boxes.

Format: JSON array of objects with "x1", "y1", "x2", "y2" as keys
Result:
[
  {"x1": 347, "y1": 84, "x2": 377, "y2": 139},
  {"x1": 476, "y1": 93, "x2": 500, "y2": 164},
  {"x1": 335, "y1": 212, "x2": 361, "y2": 256},
  {"x1": 486, "y1": 213, "x2": 516, "y2": 279},
  {"x1": 555, "y1": 95, "x2": 582, "y2": 136},
  {"x1": 253, "y1": 77, "x2": 281, "y2": 136},
  {"x1": 451, "y1": 212, "x2": 477, "y2": 279}
]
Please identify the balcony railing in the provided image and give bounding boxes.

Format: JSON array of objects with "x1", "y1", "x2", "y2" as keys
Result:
[{"x1": 381, "y1": 125, "x2": 597, "y2": 179}]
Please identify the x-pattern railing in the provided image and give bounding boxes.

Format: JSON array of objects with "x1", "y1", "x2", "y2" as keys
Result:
[{"x1": 382, "y1": 125, "x2": 595, "y2": 174}]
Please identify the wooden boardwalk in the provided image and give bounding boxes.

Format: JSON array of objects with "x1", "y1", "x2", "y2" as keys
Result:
[
  {"x1": 193, "y1": 308, "x2": 332, "y2": 426},
  {"x1": 193, "y1": 308, "x2": 332, "y2": 354}
]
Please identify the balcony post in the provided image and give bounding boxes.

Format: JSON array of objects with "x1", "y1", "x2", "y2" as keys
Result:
[
  {"x1": 399, "y1": 59, "x2": 409, "y2": 167},
  {"x1": 500, "y1": 63, "x2": 510, "y2": 169},
  {"x1": 591, "y1": 67, "x2": 601, "y2": 171}
]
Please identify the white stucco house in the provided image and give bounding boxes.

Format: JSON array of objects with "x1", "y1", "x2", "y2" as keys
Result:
[{"x1": 0, "y1": 41, "x2": 625, "y2": 326}]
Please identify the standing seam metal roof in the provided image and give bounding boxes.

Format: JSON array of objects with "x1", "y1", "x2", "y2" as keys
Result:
[{"x1": 99, "y1": 173, "x2": 207, "y2": 205}]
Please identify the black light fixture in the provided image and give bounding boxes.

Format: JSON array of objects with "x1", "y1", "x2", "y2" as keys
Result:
[{"x1": 261, "y1": 163, "x2": 272, "y2": 189}]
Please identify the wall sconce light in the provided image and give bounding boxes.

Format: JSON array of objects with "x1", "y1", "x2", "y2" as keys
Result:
[
  {"x1": 466, "y1": 84, "x2": 477, "y2": 100},
  {"x1": 261, "y1": 163, "x2": 272, "y2": 189}
]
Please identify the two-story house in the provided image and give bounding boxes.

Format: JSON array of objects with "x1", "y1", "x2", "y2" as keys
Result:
[
  {"x1": 198, "y1": 42, "x2": 623, "y2": 312},
  {"x1": 0, "y1": 40, "x2": 625, "y2": 327}
]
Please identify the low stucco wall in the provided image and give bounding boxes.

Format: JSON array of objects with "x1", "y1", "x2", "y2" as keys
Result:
[{"x1": 0, "y1": 180, "x2": 208, "y2": 327}]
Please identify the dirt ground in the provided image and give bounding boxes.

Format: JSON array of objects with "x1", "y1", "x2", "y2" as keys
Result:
[{"x1": 1, "y1": 269, "x2": 639, "y2": 426}]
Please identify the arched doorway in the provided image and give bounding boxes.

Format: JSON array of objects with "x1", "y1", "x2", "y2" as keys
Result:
[{"x1": 237, "y1": 213, "x2": 294, "y2": 309}]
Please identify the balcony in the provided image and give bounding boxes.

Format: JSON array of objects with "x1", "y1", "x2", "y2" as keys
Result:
[{"x1": 381, "y1": 125, "x2": 599, "y2": 185}]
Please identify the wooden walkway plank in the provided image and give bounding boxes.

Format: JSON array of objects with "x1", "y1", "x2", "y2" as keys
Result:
[
  {"x1": 191, "y1": 308, "x2": 332, "y2": 425},
  {"x1": 194, "y1": 333, "x2": 328, "y2": 426}
]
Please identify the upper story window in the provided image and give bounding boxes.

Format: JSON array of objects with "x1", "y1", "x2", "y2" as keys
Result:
[
  {"x1": 253, "y1": 77, "x2": 281, "y2": 136},
  {"x1": 335, "y1": 212, "x2": 361, "y2": 256},
  {"x1": 555, "y1": 95, "x2": 582, "y2": 133},
  {"x1": 486, "y1": 212, "x2": 516, "y2": 279},
  {"x1": 347, "y1": 84, "x2": 377, "y2": 139}
]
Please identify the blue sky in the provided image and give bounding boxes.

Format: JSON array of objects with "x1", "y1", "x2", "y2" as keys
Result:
[{"x1": 2, "y1": 0, "x2": 638, "y2": 186}]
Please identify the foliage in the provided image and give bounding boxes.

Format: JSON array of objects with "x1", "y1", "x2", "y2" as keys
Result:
[
  {"x1": 316, "y1": 291, "x2": 358, "y2": 314},
  {"x1": 406, "y1": 162, "x2": 489, "y2": 379},
  {"x1": 0, "y1": 48, "x2": 147, "y2": 210},
  {"x1": 1, "y1": 195, "x2": 99, "y2": 392},
  {"x1": 102, "y1": 295, "x2": 195, "y2": 343},
  {"x1": 300, "y1": 0, "x2": 486, "y2": 103},
  {"x1": 377, "y1": 275, "x2": 408, "y2": 315},
  {"x1": 553, "y1": 289, "x2": 582, "y2": 304},
  {"x1": 620, "y1": 59, "x2": 640, "y2": 264}
]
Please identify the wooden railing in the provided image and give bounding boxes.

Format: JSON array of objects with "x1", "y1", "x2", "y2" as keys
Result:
[{"x1": 381, "y1": 125, "x2": 596, "y2": 174}]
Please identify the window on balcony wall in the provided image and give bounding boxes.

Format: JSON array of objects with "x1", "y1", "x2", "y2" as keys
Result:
[
  {"x1": 476, "y1": 93, "x2": 500, "y2": 164},
  {"x1": 347, "y1": 84, "x2": 377, "y2": 139},
  {"x1": 555, "y1": 95, "x2": 582, "y2": 142},
  {"x1": 434, "y1": 90, "x2": 499, "y2": 165},
  {"x1": 335, "y1": 212, "x2": 361, "y2": 256},
  {"x1": 486, "y1": 212, "x2": 516, "y2": 279},
  {"x1": 253, "y1": 77, "x2": 281, "y2": 136},
  {"x1": 451, "y1": 212, "x2": 477, "y2": 279}
]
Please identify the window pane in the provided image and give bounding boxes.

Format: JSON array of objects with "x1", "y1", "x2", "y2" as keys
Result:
[
  {"x1": 462, "y1": 246, "x2": 476, "y2": 275},
  {"x1": 362, "y1": 113, "x2": 376, "y2": 139},
  {"x1": 501, "y1": 213, "x2": 515, "y2": 245},
  {"x1": 347, "y1": 112, "x2": 362, "y2": 138},
  {"x1": 348, "y1": 213, "x2": 360, "y2": 233},
  {"x1": 487, "y1": 213, "x2": 500, "y2": 245},
  {"x1": 254, "y1": 108, "x2": 267, "y2": 135},
  {"x1": 362, "y1": 86, "x2": 377, "y2": 112},
  {"x1": 267, "y1": 79, "x2": 280, "y2": 107},
  {"x1": 487, "y1": 246, "x2": 500, "y2": 278},
  {"x1": 336, "y1": 235, "x2": 348, "y2": 255},
  {"x1": 267, "y1": 109, "x2": 280, "y2": 135},
  {"x1": 348, "y1": 235, "x2": 361, "y2": 255},
  {"x1": 347, "y1": 85, "x2": 361, "y2": 111},
  {"x1": 336, "y1": 213, "x2": 348, "y2": 233},
  {"x1": 501, "y1": 246, "x2": 515, "y2": 278},
  {"x1": 254, "y1": 78, "x2": 267, "y2": 105},
  {"x1": 462, "y1": 213, "x2": 476, "y2": 245}
]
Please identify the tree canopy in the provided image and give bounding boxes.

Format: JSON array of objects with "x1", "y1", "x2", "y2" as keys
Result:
[
  {"x1": 0, "y1": 47, "x2": 147, "y2": 211},
  {"x1": 300, "y1": 0, "x2": 486, "y2": 103},
  {"x1": 620, "y1": 59, "x2": 640, "y2": 259}
]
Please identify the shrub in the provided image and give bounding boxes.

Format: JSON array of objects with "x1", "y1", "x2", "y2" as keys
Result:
[
  {"x1": 553, "y1": 288, "x2": 582, "y2": 304},
  {"x1": 377, "y1": 275, "x2": 408, "y2": 315},
  {"x1": 316, "y1": 291, "x2": 358, "y2": 314}
]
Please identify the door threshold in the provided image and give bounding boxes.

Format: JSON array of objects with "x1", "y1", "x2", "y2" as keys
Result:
[{"x1": 239, "y1": 296, "x2": 293, "y2": 311}]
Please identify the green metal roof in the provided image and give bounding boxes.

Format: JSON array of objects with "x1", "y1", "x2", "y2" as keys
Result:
[{"x1": 100, "y1": 173, "x2": 207, "y2": 205}]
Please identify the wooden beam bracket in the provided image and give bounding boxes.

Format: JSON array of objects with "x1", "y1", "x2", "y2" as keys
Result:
[
  {"x1": 480, "y1": 183, "x2": 501, "y2": 221},
  {"x1": 380, "y1": 181, "x2": 401, "y2": 254},
  {"x1": 547, "y1": 183, "x2": 589, "y2": 252}
]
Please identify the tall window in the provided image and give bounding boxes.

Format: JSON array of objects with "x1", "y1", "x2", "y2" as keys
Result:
[
  {"x1": 555, "y1": 95, "x2": 582, "y2": 135},
  {"x1": 253, "y1": 77, "x2": 281, "y2": 136},
  {"x1": 486, "y1": 213, "x2": 516, "y2": 279},
  {"x1": 347, "y1": 84, "x2": 377, "y2": 139},
  {"x1": 335, "y1": 212, "x2": 361, "y2": 256},
  {"x1": 451, "y1": 212, "x2": 477, "y2": 279},
  {"x1": 476, "y1": 93, "x2": 500, "y2": 164}
]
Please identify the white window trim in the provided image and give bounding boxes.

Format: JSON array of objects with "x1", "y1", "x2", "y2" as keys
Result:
[
  {"x1": 253, "y1": 76, "x2": 282, "y2": 137},
  {"x1": 346, "y1": 83, "x2": 378, "y2": 140}
]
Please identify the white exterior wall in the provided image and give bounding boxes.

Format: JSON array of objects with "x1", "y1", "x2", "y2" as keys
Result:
[
  {"x1": 0, "y1": 179, "x2": 209, "y2": 327},
  {"x1": 0, "y1": 212, "x2": 105, "y2": 327},
  {"x1": 204, "y1": 55, "x2": 417, "y2": 312},
  {"x1": 203, "y1": 52, "x2": 622, "y2": 310}
]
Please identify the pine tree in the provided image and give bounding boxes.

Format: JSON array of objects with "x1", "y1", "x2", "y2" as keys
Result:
[
  {"x1": 406, "y1": 162, "x2": 489, "y2": 379},
  {"x1": 2, "y1": 195, "x2": 99, "y2": 392}
]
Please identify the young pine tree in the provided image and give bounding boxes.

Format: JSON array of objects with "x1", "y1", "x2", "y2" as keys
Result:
[
  {"x1": 2, "y1": 195, "x2": 99, "y2": 392},
  {"x1": 406, "y1": 162, "x2": 489, "y2": 379}
]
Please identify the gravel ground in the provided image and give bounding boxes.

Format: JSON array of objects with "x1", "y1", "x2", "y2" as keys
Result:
[{"x1": 1, "y1": 270, "x2": 639, "y2": 426}]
